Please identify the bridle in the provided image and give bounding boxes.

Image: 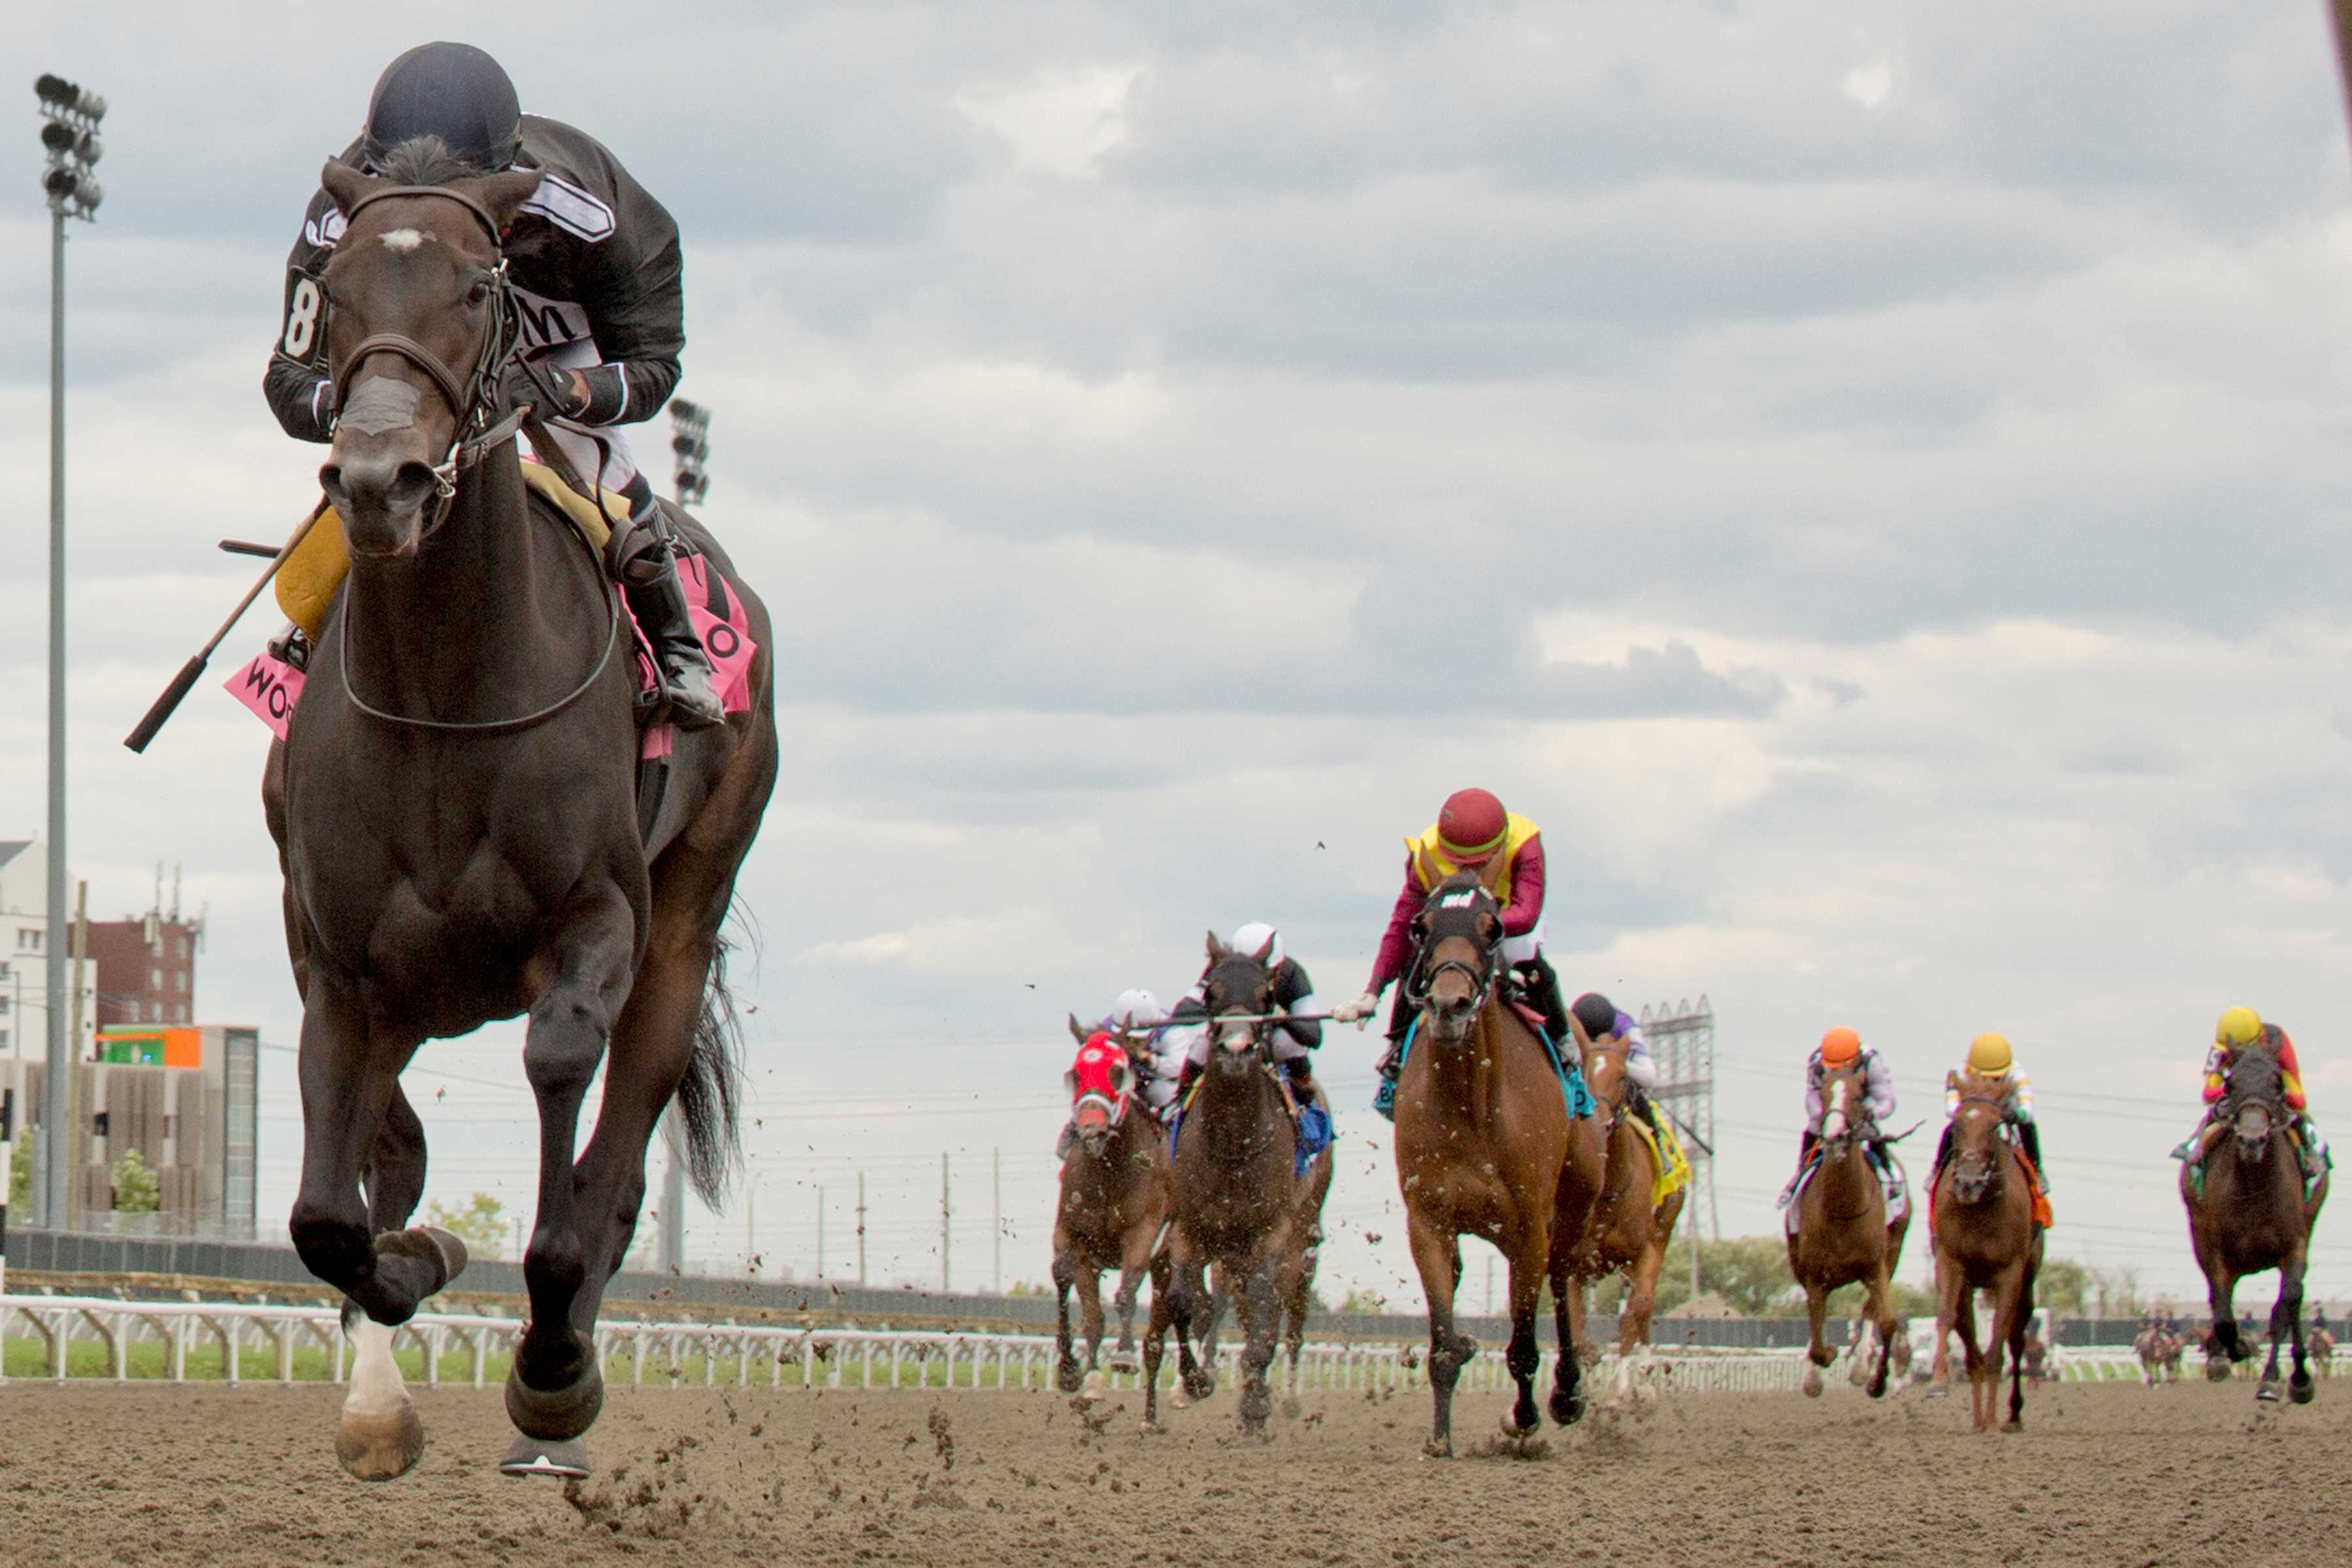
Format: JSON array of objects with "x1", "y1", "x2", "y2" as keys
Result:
[
  {"x1": 1404, "y1": 885, "x2": 1502, "y2": 1033},
  {"x1": 327, "y1": 184, "x2": 533, "y2": 538},
  {"x1": 324, "y1": 181, "x2": 621, "y2": 736}
]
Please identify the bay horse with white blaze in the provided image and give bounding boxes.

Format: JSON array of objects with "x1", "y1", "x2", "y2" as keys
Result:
[
  {"x1": 1053, "y1": 1019, "x2": 1171, "y2": 1394},
  {"x1": 265, "y1": 144, "x2": 776, "y2": 1480},
  {"x1": 1394, "y1": 872, "x2": 1605, "y2": 1457},
  {"x1": 1929, "y1": 1071, "x2": 2042, "y2": 1430},
  {"x1": 2181, "y1": 1045, "x2": 2328, "y2": 1402},
  {"x1": 1562, "y1": 1021, "x2": 1684, "y2": 1393},
  {"x1": 1788, "y1": 1058, "x2": 1908, "y2": 1399}
]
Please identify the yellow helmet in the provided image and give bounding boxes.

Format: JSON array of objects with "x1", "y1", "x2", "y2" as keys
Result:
[
  {"x1": 1967, "y1": 1032, "x2": 2013, "y2": 1075},
  {"x1": 2215, "y1": 1006, "x2": 2263, "y2": 1049}
]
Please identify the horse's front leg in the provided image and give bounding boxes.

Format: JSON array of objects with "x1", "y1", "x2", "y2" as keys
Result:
[
  {"x1": 1865, "y1": 1265, "x2": 1897, "y2": 1400},
  {"x1": 1111, "y1": 1264, "x2": 1144, "y2": 1368},
  {"x1": 1501, "y1": 1220, "x2": 1548, "y2": 1441},
  {"x1": 1802, "y1": 1280, "x2": 1831, "y2": 1398},
  {"x1": 507, "y1": 892, "x2": 638, "y2": 1452},
  {"x1": 2205, "y1": 1266, "x2": 2242, "y2": 1379},
  {"x1": 1232, "y1": 1246, "x2": 1282, "y2": 1439},
  {"x1": 2278, "y1": 1247, "x2": 2313, "y2": 1403},
  {"x1": 1551, "y1": 1250, "x2": 1586, "y2": 1426},
  {"x1": 1076, "y1": 1258, "x2": 1109, "y2": 1380},
  {"x1": 1140, "y1": 1247, "x2": 1175, "y2": 1431},
  {"x1": 1051, "y1": 1239, "x2": 1083, "y2": 1394},
  {"x1": 1407, "y1": 1211, "x2": 1469, "y2": 1457}
]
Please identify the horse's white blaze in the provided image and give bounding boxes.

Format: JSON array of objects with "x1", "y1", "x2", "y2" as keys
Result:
[
  {"x1": 345, "y1": 1317, "x2": 408, "y2": 1415},
  {"x1": 1217, "y1": 1019, "x2": 1254, "y2": 1054},
  {"x1": 378, "y1": 228, "x2": 432, "y2": 253}
]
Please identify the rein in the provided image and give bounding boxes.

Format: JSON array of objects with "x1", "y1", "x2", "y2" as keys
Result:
[{"x1": 326, "y1": 183, "x2": 625, "y2": 736}]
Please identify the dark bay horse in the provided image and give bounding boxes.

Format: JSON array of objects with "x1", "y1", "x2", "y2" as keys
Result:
[
  {"x1": 2181, "y1": 1046, "x2": 2328, "y2": 1402},
  {"x1": 1141, "y1": 933, "x2": 1333, "y2": 1437},
  {"x1": 1394, "y1": 874, "x2": 1605, "y2": 1457},
  {"x1": 1562, "y1": 1024, "x2": 1685, "y2": 1394},
  {"x1": 1053, "y1": 1019, "x2": 1171, "y2": 1394},
  {"x1": 1788, "y1": 1059, "x2": 1908, "y2": 1399},
  {"x1": 263, "y1": 145, "x2": 776, "y2": 1480},
  {"x1": 1929, "y1": 1072, "x2": 2042, "y2": 1430}
]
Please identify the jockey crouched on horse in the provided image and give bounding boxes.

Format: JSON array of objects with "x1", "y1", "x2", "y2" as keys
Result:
[
  {"x1": 1571, "y1": 990, "x2": 1664, "y2": 1133},
  {"x1": 1167, "y1": 922, "x2": 1323, "y2": 1113},
  {"x1": 1778, "y1": 1026, "x2": 1901, "y2": 1208},
  {"x1": 1054, "y1": 988, "x2": 1180, "y2": 1158},
  {"x1": 2176, "y1": 1005, "x2": 2330, "y2": 1188},
  {"x1": 1935, "y1": 1032, "x2": 2050, "y2": 1194},
  {"x1": 1329, "y1": 789, "x2": 1573, "y2": 1119},
  {"x1": 261, "y1": 41, "x2": 723, "y2": 728}
]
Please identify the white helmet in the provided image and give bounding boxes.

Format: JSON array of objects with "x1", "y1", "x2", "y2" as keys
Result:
[
  {"x1": 1109, "y1": 988, "x2": 1165, "y2": 1028},
  {"x1": 1227, "y1": 922, "x2": 1284, "y2": 970}
]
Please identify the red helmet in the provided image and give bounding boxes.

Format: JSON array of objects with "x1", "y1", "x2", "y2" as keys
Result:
[{"x1": 1437, "y1": 788, "x2": 1510, "y2": 864}]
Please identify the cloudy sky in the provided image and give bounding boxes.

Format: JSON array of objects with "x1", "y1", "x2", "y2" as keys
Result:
[{"x1": 6, "y1": 0, "x2": 2352, "y2": 1313}]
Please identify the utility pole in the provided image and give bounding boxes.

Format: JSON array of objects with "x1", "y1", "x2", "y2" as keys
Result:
[
  {"x1": 63, "y1": 881, "x2": 86, "y2": 1228},
  {"x1": 35, "y1": 72, "x2": 104, "y2": 1232},
  {"x1": 991, "y1": 1147, "x2": 1002, "y2": 1294},
  {"x1": 855, "y1": 1171, "x2": 867, "y2": 1286},
  {"x1": 939, "y1": 1152, "x2": 951, "y2": 1292}
]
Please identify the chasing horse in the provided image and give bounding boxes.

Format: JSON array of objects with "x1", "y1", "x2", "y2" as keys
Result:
[
  {"x1": 1052, "y1": 1019, "x2": 1172, "y2": 1395},
  {"x1": 1388, "y1": 872, "x2": 1605, "y2": 1456},
  {"x1": 1927, "y1": 1038, "x2": 2048, "y2": 1431},
  {"x1": 1560, "y1": 994, "x2": 1688, "y2": 1396},
  {"x1": 2178, "y1": 1010, "x2": 2329, "y2": 1403},
  {"x1": 1786, "y1": 1036, "x2": 1910, "y2": 1400},
  {"x1": 249, "y1": 118, "x2": 776, "y2": 1481},
  {"x1": 1140, "y1": 933, "x2": 1335, "y2": 1437}
]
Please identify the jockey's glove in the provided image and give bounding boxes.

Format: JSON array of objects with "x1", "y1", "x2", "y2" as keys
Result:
[
  {"x1": 1332, "y1": 990, "x2": 1380, "y2": 1027},
  {"x1": 497, "y1": 359, "x2": 589, "y2": 423}
]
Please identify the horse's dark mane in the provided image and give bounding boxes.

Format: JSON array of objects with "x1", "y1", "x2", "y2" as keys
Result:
[{"x1": 370, "y1": 135, "x2": 483, "y2": 189}]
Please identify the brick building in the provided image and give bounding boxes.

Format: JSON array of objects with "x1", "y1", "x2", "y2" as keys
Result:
[{"x1": 86, "y1": 909, "x2": 203, "y2": 1028}]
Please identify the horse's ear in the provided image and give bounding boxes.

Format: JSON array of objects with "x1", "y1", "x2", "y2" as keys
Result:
[
  {"x1": 321, "y1": 159, "x2": 372, "y2": 218},
  {"x1": 466, "y1": 167, "x2": 544, "y2": 229},
  {"x1": 1946, "y1": 1069, "x2": 1963, "y2": 1092},
  {"x1": 1068, "y1": 1013, "x2": 1088, "y2": 1045},
  {"x1": 1477, "y1": 851, "x2": 1511, "y2": 895},
  {"x1": 1205, "y1": 929, "x2": 1224, "y2": 962},
  {"x1": 1248, "y1": 932, "x2": 1276, "y2": 965}
]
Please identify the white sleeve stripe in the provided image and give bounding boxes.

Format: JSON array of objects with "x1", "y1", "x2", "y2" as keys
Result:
[{"x1": 612, "y1": 372, "x2": 628, "y2": 421}]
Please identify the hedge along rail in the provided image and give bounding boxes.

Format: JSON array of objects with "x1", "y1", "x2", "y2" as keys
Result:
[{"x1": 1, "y1": 1293, "x2": 1820, "y2": 1395}]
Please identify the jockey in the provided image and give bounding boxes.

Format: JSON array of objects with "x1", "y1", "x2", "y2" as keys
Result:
[
  {"x1": 1776, "y1": 1026, "x2": 1899, "y2": 1206},
  {"x1": 1331, "y1": 788, "x2": 1565, "y2": 1117},
  {"x1": 1100, "y1": 987, "x2": 1184, "y2": 1116},
  {"x1": 264, "y1": 41, "x2": 723, "y2": 728},
  {"x1": 1936, "y1": 1032, "x2": 2049, "y2": 1193},
  {"x1": 1169, "y1": 921, "x2": 1322, "y2": 1109},
  {"x1": 1571, "y1": 992, "x2": 1661, "y2": 1130},
  {"x1": 2193, "y1": 1005, "x2": 2329, "y2": 1183}
]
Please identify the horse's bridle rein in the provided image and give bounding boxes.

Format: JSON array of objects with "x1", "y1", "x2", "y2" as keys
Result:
[
  {"x1": 328, "y1": 184, "x2": 532, "y2": 532},
  {"x1": 1405, "y1": 888, "x2": 1502, "y2": 1034}
]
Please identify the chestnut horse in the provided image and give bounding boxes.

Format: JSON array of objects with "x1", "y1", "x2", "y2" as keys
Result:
[
  {"x1": 265, "y1": 143, "x2": 774, "y2": 1480},
  {"x1": 1561, "y1": 1025, "x2": 1685, "y2": 1390},
  {"x1": 1140, "y1": 933, "x2": 1333, "y2": 1437},
  {"x1": 1394, "y1": 873, "x2": 1605, "y2": 1457},
  {"x1": 1929, "y1": 1072, "x2": 2042, "y2": 1430},
  {"x1": 1052, "y1": 1021, "x2": 1171, "y2": 1394},
  {"x1": 2181, "y1": 1045, "x2": 2328, "y2": 1403},
  {"x1": 1788, "y1": 1060, "x2": 1908, "y2": 1399}
]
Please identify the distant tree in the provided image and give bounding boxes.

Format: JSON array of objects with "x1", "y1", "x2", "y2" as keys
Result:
[
  {"x1": 7, "y1": 1129, "x2": 31, "y2": 1212},
  {"x1": 1336, "y1": 1288, "x2": 1390, "y2": 1314},
  {"x1": 110, "y1": 1148, "x2": 160, "y2": 1213},
  {"x1": 2036, "y1": 1257, "x2": 2092, "y2": 1316},
  {"x1": 425, "y1": 1192, "x2": 508, "y2": 1258}
]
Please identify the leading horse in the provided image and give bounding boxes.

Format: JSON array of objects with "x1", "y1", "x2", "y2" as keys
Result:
[
  {"x1": 1788, "y1": 1059, "x2": 1908, "y2": 1399},
  {"x1": 265, "y1": 142, "x2": 776, "y2": 1480},
  {"x1": 1394, "y1": 872, "x2": 1605, "y2": 1457},
  {"x1": 2181, "y1": 1045, "x2": 2328, "y2": 1403},
  {"x1": 1929, "y1": 1071, "x2": 2042, "y2": 1431}
]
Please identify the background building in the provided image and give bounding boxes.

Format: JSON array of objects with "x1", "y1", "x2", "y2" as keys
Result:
[{"x1": 0, "y1": 838, "x2": 95, "y2": 1062}]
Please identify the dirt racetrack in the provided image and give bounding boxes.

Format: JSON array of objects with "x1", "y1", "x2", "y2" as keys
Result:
[{"x1": 0, "y1": 1374, "x2": 2338, "y2": 1566}]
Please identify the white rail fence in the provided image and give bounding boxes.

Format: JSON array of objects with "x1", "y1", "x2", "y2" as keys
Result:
[{"x1": 1, "y1": 1293, "x2": 1820, "y2": 1395}]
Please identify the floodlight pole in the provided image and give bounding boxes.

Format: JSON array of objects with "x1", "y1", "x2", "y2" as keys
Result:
[{"x1": 41, "y1": 197, "x2": 66, "y2": 1230}]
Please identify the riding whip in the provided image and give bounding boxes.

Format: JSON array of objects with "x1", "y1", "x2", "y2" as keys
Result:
[{"x1": 122, "y1": 504, "x2": 328, "y2": 753}]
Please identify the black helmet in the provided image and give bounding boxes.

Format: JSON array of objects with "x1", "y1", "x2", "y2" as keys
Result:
[
  {"x1": 361, "y1": 42, "x2": 521, "y2": 172},
  {"x1": 1570, "y1": 992, "x2": 1618, "y2": 1041}
]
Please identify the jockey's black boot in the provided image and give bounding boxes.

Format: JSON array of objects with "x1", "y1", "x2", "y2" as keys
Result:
[
  {"x1": 2018, "y1": 1119, "x2": 2050, "y2": 1194},
  {"x1": 1520, "y1": 954, "x2": 1571, "y2": 1049},
  {"x1": 609, "y1": 514, "x2": 726, "y2": 730}
]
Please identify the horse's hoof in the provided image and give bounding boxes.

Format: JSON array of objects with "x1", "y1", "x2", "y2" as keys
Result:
[
  {"x1": 1055, "y1": 1360, "x2": 1084, "y2": 1395},
  {"x1": 1423, "y1": 1439, "x2": 1454, "y2": 1460},
  {"x1": 2257, "y1": 1381, "x2": 2282, "y2": 1403},
  {"x1": 1139, "y1": 1419, "x2": 1167, "y2": 1437},
  {"x1": 1183, "y1": 1369, "x2": 1216, "y2": 1403},
  {"x1": 1079, "y1": 1369, "x2": 1109, "y2": 1402},
  {"x1": 1109, "y1": 1352, "x2": 1140, "y2": 1375},
  {"x1": 2002, "y1": 1419, "x2": 2023, "y2": 1434},
  {"x1": 2292, "y1": 1373, "x2": 2316, "y2": 1405},
  {"x1": 378, "y1": 1225, "x2": 468, "y2": 1291},
  {"x1": 335, "y1": 1400, "x2": 425, "y2": 1482},
  {"x1": 1923, "y1": 1384, "x2": 1948, "y2": 1400},
  {"x1": 498, "y1": 1433, "x2": 591, "y2": 1480},
  {"x1": 1548, "y1": 1390, "x2": 1586, "y2": 1428},
  {"x1": 504, "y1": 1360, "x2": 605, "y2": 1443},
  {"x1": 1802, "y1": 1367, "x2": 1823, "y2": 1399}
]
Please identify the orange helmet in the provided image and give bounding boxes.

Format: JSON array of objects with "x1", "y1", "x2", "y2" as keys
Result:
[
  {"x1": 1819, "y1": 1026, "x2": 1861, "y2": 1067},
  {"x1": 1437, "y1": 789, "x2": 1510, "y2": 865}
]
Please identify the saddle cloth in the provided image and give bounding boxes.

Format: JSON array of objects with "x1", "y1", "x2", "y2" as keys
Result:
[
  {"x1": 1625, "y1": 1110, "x2": 1694, "y2": 1210},
  {"x1": 1925, "y1": 1144, "x2": 2050, "y2": 1239},
  {"x1": 1784, "y1": 1150, "x2": 1909, "y2": 1237}
]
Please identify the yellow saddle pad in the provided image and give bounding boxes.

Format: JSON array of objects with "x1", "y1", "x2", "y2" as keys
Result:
[
  {"x1": 275, "y1": 463, "x2": 629, "y2": 641},
  {"x1": 1625, "y1": 1109, "x2": 1693, "y2": 1209}
]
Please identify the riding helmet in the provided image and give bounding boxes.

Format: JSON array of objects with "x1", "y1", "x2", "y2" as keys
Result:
[
  {"x1": 361, "y1": 42, "x2": 523, "y2": 172},
  {"x1": 1436, "y1": 788, "x2": 1510, "y2": 864},
  {"x1": 1571, "y1": 992, "x2": 1618, "y2": 1041},
  {"x1": 1109, "y1": 988, "x2": 1164, "y2": 1028},
  {"x1": 1819, "y1": 1026, "x2": 1861, "y2": 1066},
  {"x1": 1226, "y1": 921, "x2": 1284, "y2": 970},
  {"x1": 1967, "y1": 1032, "x2": 2013, "y2": 1074},
  {"x1": 2215, "y1": 1005, "x2": 2263, "y2": 1049}
]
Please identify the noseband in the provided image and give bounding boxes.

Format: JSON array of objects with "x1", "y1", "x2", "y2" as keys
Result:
[
  {"x1": 1405, "y1": 884, "x2": 1502, "y2": 1028},
  {"x1": 328, "y1": 184, "x2": 531, "y2": 521}
]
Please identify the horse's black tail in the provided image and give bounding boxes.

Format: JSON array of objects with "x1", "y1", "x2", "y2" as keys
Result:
[{"x1": 676, "y1": 932, "x2": 747, "y2": 1205}]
